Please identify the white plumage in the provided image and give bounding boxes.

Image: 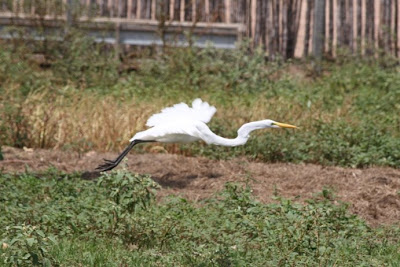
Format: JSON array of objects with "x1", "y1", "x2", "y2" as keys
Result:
[
  {"x1": 96, "y1": 98, "x2": 297, "y2": 172},
  {"x1": 131, "y1": 99, "x2": 217, "y2": 143},
  {"x1": 145, "y1": 98, "x2": 216, "y2": 127}
]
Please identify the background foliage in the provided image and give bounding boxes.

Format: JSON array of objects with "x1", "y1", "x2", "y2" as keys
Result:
[
  {"x1": 1, "y1": 31, "x2": 400, "y2": 168},
  {"x1": 1, "y1": 33, "x2": 400, "y2": 167}
]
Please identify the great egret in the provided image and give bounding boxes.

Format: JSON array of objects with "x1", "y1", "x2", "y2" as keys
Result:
[{"x1": 96, "y1": 98, "x2": 297, "y2": 172}]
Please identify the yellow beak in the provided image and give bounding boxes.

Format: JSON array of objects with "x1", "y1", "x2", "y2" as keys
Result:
[{"x1": 273, "y1": 122, "x2": 298, "y2": 129}]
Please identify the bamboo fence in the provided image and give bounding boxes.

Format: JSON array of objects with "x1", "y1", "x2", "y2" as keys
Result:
[{"x1": 1, "y1": 0, "x2": 399, "y2": 59}]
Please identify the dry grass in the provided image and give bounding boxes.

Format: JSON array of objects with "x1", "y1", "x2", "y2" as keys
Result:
[
  {"x1": 24, "y1": 89, "x2": 155, "y2": 151},
  {"x1": 12, "y1": 87, "x2": 355, "y2": 153},
  {"x1": 2, "y1": 70, "x2": 399, "y2": 169}
]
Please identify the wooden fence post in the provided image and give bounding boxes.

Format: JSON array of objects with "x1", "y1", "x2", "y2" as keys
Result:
[
  {"x1": 304, "y1": 0, "x2": 312, "y2": 56},
  {"x1": 115, "y1": 0, "x2": 122, "y2": 59},
  {"x1": 312, "y1": 0, "x2": 325, "y2": 72},
  {"x1": 66, "y1": 0, "x2": 73, "y2": 27}
]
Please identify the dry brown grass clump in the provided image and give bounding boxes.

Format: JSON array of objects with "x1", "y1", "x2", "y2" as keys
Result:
[{"x1": 3, "y1": 86, "x2": 358, "y2": 153}]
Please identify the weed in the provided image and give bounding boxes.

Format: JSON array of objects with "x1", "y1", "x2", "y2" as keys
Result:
[
  {"x1": 0, "y1": 171, "x2": 399, "y2": 265},
  {"x1": 1, "y1": 224, "x2": 58, "y2": 266},
  {"x1": 97, "y1": 170, "x2": 160, "y2": 237}
]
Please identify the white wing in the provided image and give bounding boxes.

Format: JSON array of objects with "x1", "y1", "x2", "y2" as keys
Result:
[{"x1": 146, "y1": 98, "x2": 217, "y2": 127}]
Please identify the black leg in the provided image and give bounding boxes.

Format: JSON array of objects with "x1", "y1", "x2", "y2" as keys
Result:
[{"x1": 95, "y1": 140, "x2": 155, "y2": 172}]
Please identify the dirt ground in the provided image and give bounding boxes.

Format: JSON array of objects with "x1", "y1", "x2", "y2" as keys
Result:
[{"x1": 1, "y1": 146, "x2": 400, "y2": 227}]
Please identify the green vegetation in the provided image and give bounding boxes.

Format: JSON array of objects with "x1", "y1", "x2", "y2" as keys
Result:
[
  {"x1": 1, "y1": 24, "x2": 400, "y2": 267},
  {"x1": 1, "y1": 32, "x2": 400, "y2": 168},
  {"x1": 1, "y1": 170, "x2": 399, "y2": 266}
]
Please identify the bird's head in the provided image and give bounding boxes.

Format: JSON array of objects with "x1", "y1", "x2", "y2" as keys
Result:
[
  {"x1": 262, "y1": 119, "x2": 298, "y2": 129},
  {"x1": 237, "y1": 119, "x2": 298, "y2": 140}
]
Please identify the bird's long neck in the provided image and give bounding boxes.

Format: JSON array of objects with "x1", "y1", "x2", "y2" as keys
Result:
[
  {"x1": 237, "y1": 120, "x2": 267, "y2": 139},
  {"x1": 204, "y1": 121, "x2": 266, "y2": 147}
]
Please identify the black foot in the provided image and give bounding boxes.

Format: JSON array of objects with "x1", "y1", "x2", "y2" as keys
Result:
[
  {"x1": 94, "y1": 140, "x2": 155, "y2": 172},
  {"x1": 95, "y1": 159, "x2": 118, "y2": 172}
]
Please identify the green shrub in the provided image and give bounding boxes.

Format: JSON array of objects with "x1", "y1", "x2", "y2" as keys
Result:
[
  {"x1": 1, "y1": 224, "x2": 57, "y2": 266},
  {"x1": 0, "y1": 171, "x2": 399, "y2": 266},
  {"x1": 50, "y1": 30, "x2": 119, "y2": 89},
  {"x1": 97, "y1": 170, "x2": 160, "y2": 237}
]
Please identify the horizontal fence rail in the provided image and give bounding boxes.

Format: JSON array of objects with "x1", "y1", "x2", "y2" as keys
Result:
[
  {"x1": 0, "y1": 0, "x2": 245, "y2": 49},
  {"x1": 0, "y1": 0, "x2": 399, "y2": 59}
]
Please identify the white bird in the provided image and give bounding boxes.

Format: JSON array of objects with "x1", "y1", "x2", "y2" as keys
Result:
[{"x1": 96, "y1": 98, "x2": 297, "y2": 172}]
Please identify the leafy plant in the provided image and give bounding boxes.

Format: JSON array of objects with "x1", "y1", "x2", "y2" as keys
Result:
[
  {"x1": 50, "y1": 30, "x2": 119, "y2": 89},
  {"x1": 1, "y1": 224, "x2": 57, "y2": 266},
  {"x1": 0, "y1": 171, "x2": 399, "y2": 266},
  {"x1": 97, "y1": 170, "x2": 160, "y2": 236}
]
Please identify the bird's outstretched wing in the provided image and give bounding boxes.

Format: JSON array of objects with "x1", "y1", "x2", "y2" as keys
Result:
[{"x1": 146, "y1": 98, "x2": 217, "y2": 127}]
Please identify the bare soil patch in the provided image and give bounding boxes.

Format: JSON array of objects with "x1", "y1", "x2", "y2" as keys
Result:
[{"x1": 1, "y1": 146, "x2": 400, "y2": 226}]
